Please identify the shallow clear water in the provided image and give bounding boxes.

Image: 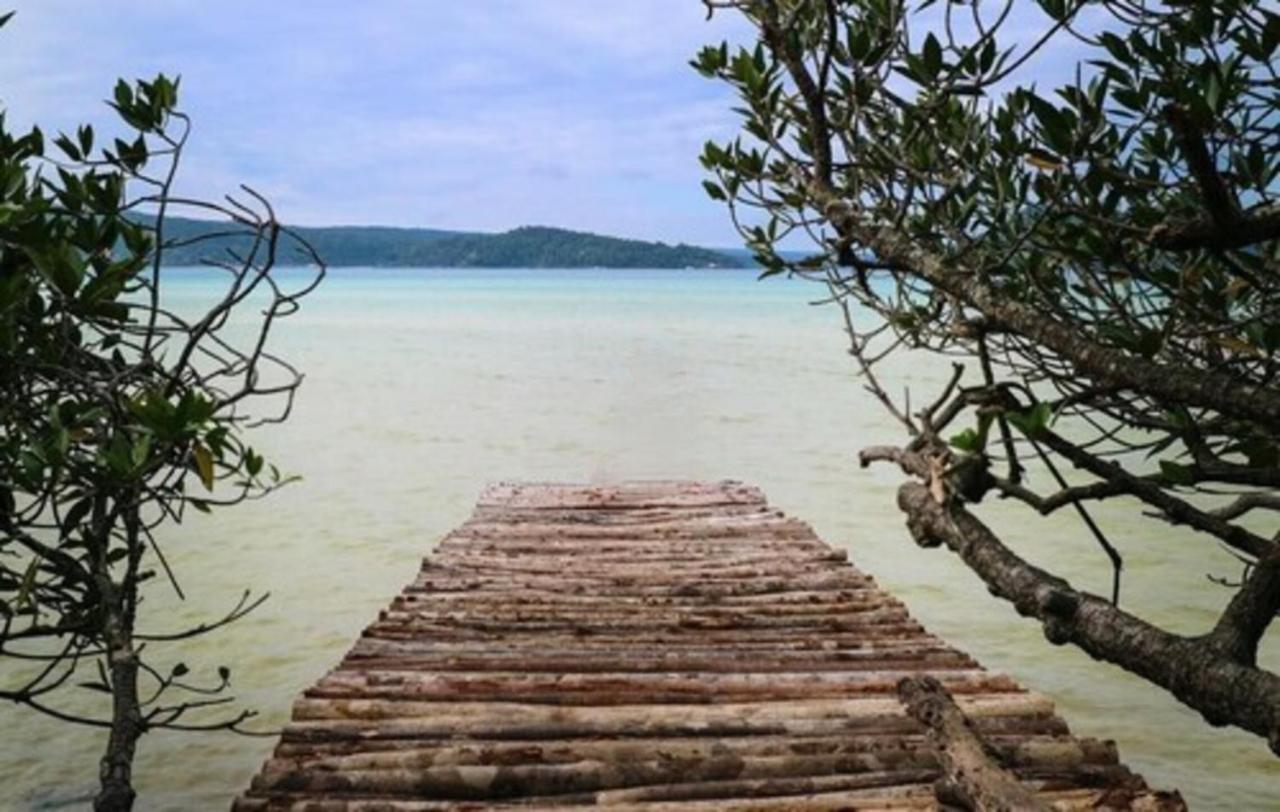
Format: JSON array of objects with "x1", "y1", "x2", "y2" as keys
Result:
[{"x1": 5, "y1": 268, "x2": 1277, "y2": 810}]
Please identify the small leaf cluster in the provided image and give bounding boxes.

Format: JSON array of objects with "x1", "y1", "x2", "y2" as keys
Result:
[{"x1": 0, "y1": 41, "x2": 306, "y2": 730}]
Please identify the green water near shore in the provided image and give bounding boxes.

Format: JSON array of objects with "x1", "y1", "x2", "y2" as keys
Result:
[{"x1": 4, "y1": 268, "x2": 1276, "y2": 809}]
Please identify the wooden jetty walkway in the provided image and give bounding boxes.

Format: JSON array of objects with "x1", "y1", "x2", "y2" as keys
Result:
[{"x1": 235, "y1": 480, "x2": 1180, "y2": 810}]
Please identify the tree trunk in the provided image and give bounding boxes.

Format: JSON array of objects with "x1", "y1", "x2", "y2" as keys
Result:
[
  {"x1": 894, "y1": 480, "x2": 1280, "y2": 752},
  {"x1": 898, "y1": 675, "x2": 1053, "y2": 812},
  {"x1": 95, "y1": 605, "x2": 143, "y2": 811}
]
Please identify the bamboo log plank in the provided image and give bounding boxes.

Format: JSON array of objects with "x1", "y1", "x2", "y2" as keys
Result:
[
  {"x1": 266, "y1": 731, "x2": 1106, "y2": 761},
  {"x1": 259, "y1": 733, "x2": 1117, "y2": 774},
  {"x1": 234, "y1": 480, "x2": 1181, "y2": 810},
  {"x1": 304, "y1": 669, "x2": 1023, "y2": 705}
]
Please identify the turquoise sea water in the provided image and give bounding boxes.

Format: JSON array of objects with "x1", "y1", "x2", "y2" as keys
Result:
[{"x1": 4, "y1": 267, "x2": 1277, "y2": 809}]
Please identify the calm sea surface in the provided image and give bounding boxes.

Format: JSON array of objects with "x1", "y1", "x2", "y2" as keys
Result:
[{"x1": 5, "y1": 268, "x2": 1277, "y2": 809}]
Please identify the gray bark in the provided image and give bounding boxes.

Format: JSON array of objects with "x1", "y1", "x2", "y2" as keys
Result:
[
  {"x1": 896, "y1": 481, "x2": 1280, "y2": 753},
  {"x1": 94, "y1": 587, "x2": 143, "y2": 812}
]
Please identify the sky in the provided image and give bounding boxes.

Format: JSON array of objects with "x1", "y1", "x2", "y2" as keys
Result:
[
  {"x1": 0, "y1": 2, "x2": 1086, "y2": 246},
  {"x1": 0, "y1": 1, "x2": 760, "y2": 245}
]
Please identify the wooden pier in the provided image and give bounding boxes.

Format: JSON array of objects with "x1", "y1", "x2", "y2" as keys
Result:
[{"x1": 235, "y1": 481, "x2": 1180, "y2": 810}]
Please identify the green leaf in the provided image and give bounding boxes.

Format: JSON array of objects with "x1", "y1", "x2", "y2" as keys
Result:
[
  {"x1": 1204, "y1": 68, "x2": 1222, "y2": 113},
  {"x1": 1038, "y1": 0, "x2": 1068, "y2": 21},
  {"x1": 62, "y1": 497, "x2": 94, "y2": 532},
  {"x1": 979, "y1": 39, "x2": 997, "y2": 73},
  {"x1": 101, "y1": 433, "x2": 133, "y2": 476},
  {"x1": 1158, "y1": 460, "x2": 1194, "y2": 486},
  {"x1": 848, "y1": 26, "x2": 871, "y2": 63},
  {"x1": 53, "y1": 133, "x2": 81, "y2": 161},
  {"x1": 949, "y1": 428, "x2": 982, "y2": 453},
  {"x1": 702, "y1": 180, "x2": 726, "y2": 201},
  {"x1": 1007, "y1": 402, "x2": 1053, "y2": 437},
  {"x1": 113, "y1": 79, "x2": 133, "y2": 109},
  {"x1": 27, "y1": 244, "x2": 86, "y2": 296},
  {"x1": 1026, "y1": 93, "x2": 1074, "y2": 155},
  {"x1": 922, "y1": 33, "x2": 943, "y2": 78},
  {"x1": 245, "y1": 448, "x2": 263, "y2": 478},
  {"x1": 131, "y1": 434, "x2": 152, "y2": 468}
]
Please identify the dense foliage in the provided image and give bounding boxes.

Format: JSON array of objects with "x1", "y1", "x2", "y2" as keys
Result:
[
  {"x1": 699, "y1": 0, "x2": 1280, "y2": 753},
  {"x1": 156, "y1": 219, "x2": 741, "y2": 269},
  {"x1": 0, "y1": 28, "x2": 322, "y2": 809}
]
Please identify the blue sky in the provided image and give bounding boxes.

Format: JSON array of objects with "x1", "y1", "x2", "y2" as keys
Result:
[
  {"x1": 2, "y1": 1, "x2": 757, "y2": 244},
  {"x1": 1, "y1": 2, "x2": 1086, "y2": 246}
]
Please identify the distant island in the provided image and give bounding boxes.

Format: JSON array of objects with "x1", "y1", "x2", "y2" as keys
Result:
[{"x1": 155, "y1": 217, "x2": 746, "y2": 269}]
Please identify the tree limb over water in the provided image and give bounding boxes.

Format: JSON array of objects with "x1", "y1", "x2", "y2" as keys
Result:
[{"x1": 699, "y1": 0, "x2": 1280, "y2": 753}]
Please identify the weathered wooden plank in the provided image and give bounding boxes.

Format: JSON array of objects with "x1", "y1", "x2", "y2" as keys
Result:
[
  {"x1": 234, "y1": 480, "x2": 1182, "y2": 810},
  {"x1": 259, "y1": 733, "x2": 1118, "y2": 773},
  {"x1": 305, "y1": 669, "x2": 1023, "y2": 705},
  {"x1": 476, "y1": 480, "x2": 767, "y2": 510}
]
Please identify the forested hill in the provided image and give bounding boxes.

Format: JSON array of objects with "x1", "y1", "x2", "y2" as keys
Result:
[{"x1": 154, "y1": 217, "x2": 743, "y2": 269}]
